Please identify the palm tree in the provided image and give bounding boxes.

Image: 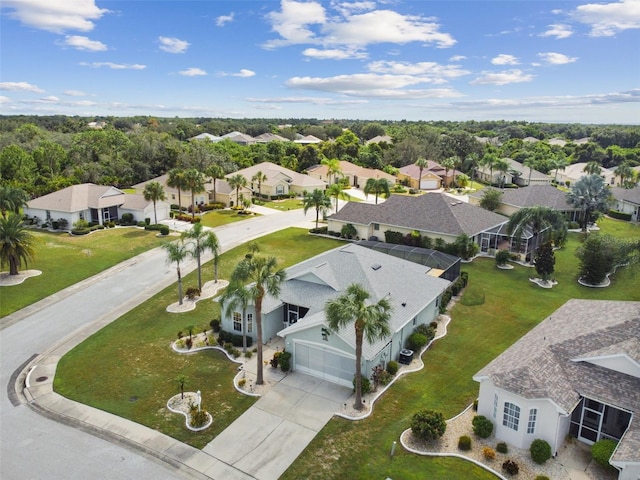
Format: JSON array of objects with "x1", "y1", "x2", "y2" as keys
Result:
[
  {"x1": 441, "y1": 156, "x2": 457, "y2": 188},
  {"x1": 567, "y1": 174, "x2": 612, "y2": 232},
  {"x1": 479, "y1": 152, "x2": 498, "y2": 185},
  {"x1": 0, "y1": 186, "x2": 30, "y2": 218},
  {"x1": 321, "y1": 158, "x2": 342, "y2": 185},
  {"x1": 415, "y1": 156, "x2": 429, "y2": 190},
  {"x1": 228, "y1": 173, "x2": 248, "y2": 207},
  {"x1": 167, "y1": 168, "x2": 185, "y2": 211},
  {"x1": 162, "y1": 240, "x2": 189, "y2": 305},
  {"x1": 583, "y1": 161, "x2": 602, "y2": 176},
  {"x1": 302, "y1": 188, "x2": 332, "y2": 229},
  {"x1": 325, "y1": 283, "x2": 392, "y2": 410},
  {"x1": 494, "y1": 158, "x2": 511, "y2": 188},
  {"x1": 0, "y1": 213, "x2": 35, "y2": 275},
  {"x1": 364, "y1": 178, "x2": 390, "y2": 204},
  {"x1": 614, "y1": 162, "x2": 633, "y2": 188},
  {"x1": 226, "y1": 249, "x2": 286, "y2": 385},
  {"x1": 507, "y1": 206, "x2": 568, "y2": 263},
  {"x1": 220, "y1": 283, "x2": 252, "y2": 353},
  {"x1": 182, "y1": 168, "x2": 205, "y2": 219},
  {"x1": 202, "y1": 229, "x2": 221, "y2": 283},
  {"x1": 251, "y1": 171, "x2": 267, "y2": 200},
  {"x1": 143, "y1": 181, "x2": 166, "y2": 225},
  {"x1": 326, "y1": 183, "x2": 351, "y2": 213},
  {"x1": 550, "y1": 154, "x2": 568, "y2": 183},
  {"x1": 523, "y1": 157, "x2": 536, "y2": 186},
  {"x1": 205, "y1": 163, "x2": 225, "y2": 203},
  {"x1": 182, "y1": 222, "x2": 218, "y2": 290}
]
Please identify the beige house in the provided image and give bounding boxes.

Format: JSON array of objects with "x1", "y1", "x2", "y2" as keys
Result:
[
  {"x1": 550, "y1": 162, "x2": 616, "y2": 187},
  {"x1": 307, "y1": 160, "x2": 395, "y2": 188},
  {"x1": 229, "y1": 162, "x2": 326, "y2": 198},
  {"x1": 398, "y1": 161, "x2": 460, "y2": 190}
]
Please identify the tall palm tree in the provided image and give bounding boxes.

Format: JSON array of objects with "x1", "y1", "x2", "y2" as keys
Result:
[
  {"x1": 321, "y1": 157, "x2": 342, "y2": 185},
  {"x1": 167, "y1": 168, "x2": 185, "y2": 211},
  {"x1": 226, "y1": 249, "x2": 286, "y2": 385},
  {"x1": 205, "y1": 163, "x2": 225, "y2": 203},
  {"x1": 228, "y1": 173, "x2": 248, "y2": 207},
  {"x1": 567, "y1": 174, "x2": 612, "y2": 232},
  {"x1": 523, "y1": 156, "x2": 536, "y2": 186},
  {"x1": 182, "y1": 168, "x2": 205, "y2": 219},
  {"x1": 0, "y1": 213, "x2": 35, "y2": 275},
  {"x1": 302, "y1": 188, "x2": 332, "y2": 228},
  {"x1": 583, "y1": 161, "x2": 602, "y2": 176},
  {"x1": 0, "y1": 186, "x2": 30, "y2": 218},
  {"x1": 220, "y1": 283, "x2": 252, "y2": 353},
  {"x1": 251, "y1": 171, "x2": 267, "y2": 200},
  {"x1": 614, "y1": 162, "x2": 633, "y2": 188},
  {"x1": 550, "y1": 154, "x2": 568, "y2": 183},
  {"x1": 162, "y1": 240, "x2": 189, "y2": 305},
  {"x1": 143, "y1": 181, "x2": 166, "y2": 224},
  {"x1": 479, "y1": 152, "x2": 498, "y2": 185},
  {"x1": 441, "y1": 156, "x2": 458, "y2": 188},
  {"x1": 202, "y1": 229, "x2": 221, "y2": 283},
  {"x1": 494, "y1": 158, "x2": 511, "y2": 188},
  {"x1": 415, "y1": 156, "x2": 429, "y2": 190},
  {"x1": 507, "y1": 206, "x2": 568, "y2": 262},
  {"x1": 364, "y1": 178, "x2": 390, "y2": 204},
  {"x1": 325, "y1": 283, "x2": 392, "y2": 410},
  {"x1": 182, "y1": 222, "x2": 218, "y2": 290},
  {"x1": 326, "y1": 183, "x2": 351, "y2": 213}
]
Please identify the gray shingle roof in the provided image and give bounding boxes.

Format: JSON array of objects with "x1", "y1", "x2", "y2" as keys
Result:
[
  {"x1": 611, "y1": 186, "x2": 640, "y2": 205},
  {"x1": 329, "y1": 193, "x2": 507, "y2": 237},
  {"x1": 27, "y1": 183, "x2": 124, "y2": 212},
  {"x1": 469, "y1": 185, "x2": 578, "y2": 211},
  {"x1": 270, "y1": 244, "x2": 450, "y2": 360},
  {"x1": 229, "y1": 162, "x2": 326, "y2": 188},
  {"x1": 475, "y1": 299, "x2": 640, "y2": 464}
]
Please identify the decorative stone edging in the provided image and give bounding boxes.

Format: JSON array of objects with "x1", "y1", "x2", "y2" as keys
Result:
[
  {"x1": 529, "y1": 278, "x2": 558, "y2": 289},
  {"x1": 166, "y1": 393, "x2": 213, "y2": 432}
]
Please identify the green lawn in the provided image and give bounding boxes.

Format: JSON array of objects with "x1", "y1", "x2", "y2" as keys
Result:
[
  {"x1": 281, "y1": 217, "x2": 640, "y2": 480},
  {"x1": 1, "y1": 227, "x2": 172, "y2": 318},
  {"x1": 54, "y1": 228, "x2": 346, "y2": 449},
  {"x1": 259, "y1": 197, "x2": 305, "y2": 210},
  {"x1": 198, "y1": 209, "x2": 258, "y2": 228}
]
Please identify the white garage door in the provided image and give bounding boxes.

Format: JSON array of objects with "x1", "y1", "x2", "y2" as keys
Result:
[
  {"x1": 420, "y1": 179, "x2": 438, "y2": 190},
  {"x1": 294, "y1": 343, "x2": 355, "y2": 387}
]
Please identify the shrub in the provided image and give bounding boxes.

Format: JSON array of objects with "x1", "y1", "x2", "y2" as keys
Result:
[
  {"x1": 279, "y1": 351, "x2": 291, "y2": 372},
  {"x1": 218, "y1": 330, "x2": 252, "y2": 348},
  {"x1": 502, "y1": 460, "x2": 519, "y2": 475},
  {"x1": 495, "y1": 249, "x2": 511, "y2": 266},
  {"x1": 244, "y1": 351, "x2": 252, "y2": 359},
  {"x1": 472, "y1": 415, "x2": 493, "y2": 439},
  {"x1": 591, "y1": 439, "x2": 617, "y2": 467},
  {"x1": 530, "y1": 439, "x2": 552, "y2": 464},
  {"x1": 352, "y1": 375, "x2": 371, "y2": 395},
  {"x1": 483, "y1": 447, "x2": 496, "y2": 460},
  {"x1": 190, "y1": 409, "x2": 209, "y2": 428},
  {"x1": 608, "y1": 209, "x2": 631, "y2": 221},
  {"x1": 429, "y1": 321, "x2": 438, "y2": 329},
  {"x1": 414, "y1": 324, "x2": 436, "y2": 342},
  {"x1": 406, "y1": 332, "x2": 428, "y2": 352},
  {"x1": 137, "y1": 221, "x2": 146, "y2": 227},
  {"x1": 159, "y1": 225, "x2": 170, "y2": 235},
  {"x1": 238, "y1": 378, "x2": 246, "y2": 387},
  {"x1": 535, "y1": 476, "x2": 550, "y2": 480},
  {"x1": 71, "y1": 228, "x2": 90, "y2": 236},
  {"x1": 210, "y1": 319, "x2": 221, "y2": 332},
  {"x1": 386, "y1": 360, "x2": 399, "y2": 376},
  {"x1": 458, "y1": 435, "x2": 472, "y2": 450},
  {"x1": 185, "y1": 287, "x2": 201, "y2": 299},
  {"x1": 120, "y1": 213, "x2": 134, "y2": 225},
  {"x1": 496, "y1": 442, "x2": 509, "y2": 454},
  {"x1": 410, "y1": 410, "x2": 447, "y2": 441}
]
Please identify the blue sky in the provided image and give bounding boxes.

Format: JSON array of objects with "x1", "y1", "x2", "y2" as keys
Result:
[{"x1": 1, "y1": 0, "x2": 639, "y2": 123}]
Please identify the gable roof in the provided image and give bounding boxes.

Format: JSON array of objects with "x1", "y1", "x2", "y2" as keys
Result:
[
  {"x1": 611, "y1": 186, "x2": 640, "y2": 205},
  {"x1": 308, "y1": 160, "x2": 395, "y2": 183},
  {"x1": 119, "y1": 193, "x2": 164, "y2": 210},
  {"x1": 190, "y1": 133, "x2": 222, "y2": 142},
  {"x1": 254, "y1": 133, "x2": 290, "y2": 143},
  {"x1": 469, "y1": 185, "x2": 578, "y2": 211},
  {"x1": 474, "y1": 299, "x2": 640, "y2": 464},
  {"x1": 273, "y1": 244, "x2": 450, "y2": 360},
  {"x1": 476, "y1": 158, "x2": 550, "y2": 182},
  {"x1": 551, "y1": 162, "x2": 614, "y2": 182},
  {"x1": 399, "y1": 161, "x2": 461, "y2": 180},
  {"x1": 366, "y1": 135, "x2": 392, "y2": 144},
  {"x1": 329, "y1": 193, "x2": 507, "y2": 237},
  {"x1": 27, "y1": 183, "x2": 125, "y2": 212},
  {"x1": 229, "y1": 162, "x2": 326, "y2": 188},
  {"x1": 132, "y1": 174, "x2": 238, "y2": 197}
]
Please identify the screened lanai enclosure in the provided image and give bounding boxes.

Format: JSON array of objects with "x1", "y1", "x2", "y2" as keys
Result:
[{"x1": 478, "y1": 223, "x2": 548, "y2": 263}]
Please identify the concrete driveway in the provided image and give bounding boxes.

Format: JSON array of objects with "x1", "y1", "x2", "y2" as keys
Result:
[{"x1": 203, "y1": 374, "x2": 351, "y2": 480}]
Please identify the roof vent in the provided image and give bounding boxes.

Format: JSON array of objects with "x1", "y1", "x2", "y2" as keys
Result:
[{"x1": 371, "y1": 264, "x2": 382, "y2": 271}]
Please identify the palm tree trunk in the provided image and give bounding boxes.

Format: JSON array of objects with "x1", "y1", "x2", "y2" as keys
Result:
[
  {"x1": 354, "y1": 324, "x2": 364, "y2": 410},
  {"x1": 153, "y1": 200, "x2": 158, "y2": 225},
  {"x1": 196, "y1": 253, "x2": 202, "y2": 290},
  {"x1": 177, "y1": 266, "x2": 183, "y2": 305},
  {"x1": 191, "y1": 189, "x2": 196, "y2": 219},
  {"x1": 9, "y1": 257, "x2": 18, "y2": 276},
  {"x1": 256, "y1": 294, "x2": 264, "y2": 385}
]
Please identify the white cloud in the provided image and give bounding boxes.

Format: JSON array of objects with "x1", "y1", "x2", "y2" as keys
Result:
[
  {"x1": 367, "y1": 60, "x2": 470, "y2": 81},
  {"x1": 540, "y1": 23, "x2": 574, "y2": 39},
  {"x1": 217, "y1": 69, "x2": 256, "y2": 78},
  {"x1": 449, "y1": 55, "x2": 467, "y2": 62},
  {"x1": 0, "y1": 96, "x2": 10, "y2": 104},
  {"x1": 40, "y1": 96, "x2": 59, "y2": 103},
  {"x1": 2, "y1": 0, "x2": 109, "y2": 33},
  {"x1": 0, "y1": 81, "x2": 44, "y2": 93},
  {"x1": 75, "y1": 100, "x2": 96, "y2": 106},
  {"x1": 331, "y1": 1, "x2": 376, "y2": 16},
  {"x1": 263, "y1": 0, "x2": 327, "y2": 49},
  {"x1": 246, "y1": 96, "x2": 367, "y2": 105},
  {"x1": 61, "y1": 35, "x2": 107, "y2": 51},
  {"x1": 571, "y1": 0, "x2": 640, "y2": 36},
  {"x1": 80, "y1": 62, "x2": 146, "y2": 70},
  {"x1": 216, "y1": 13, "x2": 234, "y2": 26},
  {"x1": 491, "y1": 54, "x2": 519, "y2": 65},
  {"x1": 179, "y1": 68, "x2": 207, "y2": 76},
  {"x1": 158, "y1": 36, "x2": 190, "y2": 53},
  {"x1": 303, "y1": 48, "x2": 367, "y2": 60},
  {"x1": 64, "y1": 90, "x2": 88, "y2": 97},
  {"x1": 470, "y1": 70, "x2": 534, "y2": 85},
  {"x1": 538, "y1": 52, "x2": 578, "y2": 64}
]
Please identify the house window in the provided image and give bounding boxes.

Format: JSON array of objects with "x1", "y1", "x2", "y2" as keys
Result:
[
  {"x1": 276, "y1": 185, "x2": 285, "y2": 195},
  {"x1": 233, "y1": 312, "x2": 242, "y2": 332},
  {"x1": 79, "y1": 211, "x2": 85, "y2": 220},
  {"x1": 503, "y1": 402, "x2": 520, "y2": 431},
  {"x1": 46, "y1": 210, "x2": 51, "y2": 221},
  {"x1": 527, "y1": 409, "x2": 537, "y2": 434},
  {"x1": 493, "y1": 394, "x2": 498, "y2": 419},
  {"x1": 374, "y1": 223, "x2": 380, "y2": 231},
  {"x1": 247, "y1": 313, "x2": 253, "y2": 333},
  {"x1": 412, "y1": 317, "x2": 417, "y2": 326},
  {"x1": 172, "y1": 194, "x2": 175, "y2": 200}
]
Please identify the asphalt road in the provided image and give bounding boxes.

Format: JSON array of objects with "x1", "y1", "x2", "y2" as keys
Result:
[{"x1": 0, "y1": 208, "x2": 315, "y2": 480}]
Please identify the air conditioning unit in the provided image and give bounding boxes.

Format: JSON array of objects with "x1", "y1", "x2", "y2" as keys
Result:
[{"x1": 399, "y1": 349, "x2": 414, "y2": 365}]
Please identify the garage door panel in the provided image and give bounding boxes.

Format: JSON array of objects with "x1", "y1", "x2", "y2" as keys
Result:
[{"x1": 293, "y1": 342, "x2": 355, "y2": 387}]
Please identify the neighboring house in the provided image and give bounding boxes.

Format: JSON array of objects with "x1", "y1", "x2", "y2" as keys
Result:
[
  {"x1": 307, "y1": 160, "x2": 396, "y2": 188},
  {"x1": 294, "y1": 135, "x2": 323, "y2": 144},
  {"x1": 254, "y1": 133, "x2": 290, "y2": 143},
  {"x1": 550, "y1": 162, "x2": 615, "y2": 187},
  {"x1": 547, "y1": 138, "x2": 567, "y2": 147},
  {"x1": 397, "y1": 161, "x2": 461, "y2": 190},
  {"x1": 365, "y1": 135, "x2": 392, "y2": 144},
  {"x1": 610, "y1": 186, "x2": 640, "y2": 221},
  {"x1": 476, "y1": 158, "x2": 551, "y2": 187},
  {"x1": 229, "y1": 162, "x2": 326, "y2": 198},
  {"x1": 119, "y1": 193, "x2": 170, "y2": 223},
  {"x1": 218, "y1": 244, "x2": 451, "y2": 387},
  {"x1": 23, "y1": 183, "x2": 170, "y2": 226},
  {"x1": 473, "y1": 300, "x2": 640, "y2": 480},
  {"x1": 222, "y1": 131, "x2": 256, "y2": 146},
  {"x1": 468, "y1": 185, "x2": 581, "y2": 221},
  {"x1": 189, "y1": 133, "x2": 222, "y2": 142}
]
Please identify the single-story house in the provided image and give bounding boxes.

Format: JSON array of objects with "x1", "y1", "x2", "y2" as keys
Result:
[
  {"x1": 468, "y1": 185, "x2": 581, "y2": 221},
  {"x1": 23, "y1": 183, "x2": 170, "y2": 226},
  {"x1": 218, "y1": 244, "x2": 451, "y2": 387},
  {"x1": 397, "y1": 160, "x2": 461, "y2": 190},
  {"x1": 189, "y1": 133, "x2": 222, "y2": 142},
  {"x1": 610, "y1": 186, "x2": 640, "y2": 221},
  {"x1": 254, "y1": 133, "x2": 290, "y2": 143},
  {"x1": 550, "y1": 162, "x2": 616, "y2": 187},
  {"x1": 307, "y1": 160, "x2": 396, "y2": 188},
  {"x1": 294, "y1": 135, "x2": 323, "y2": 144},
  {"x1": 222, "y1": 131, "x2": 257, "y2": 146},
  {"x1": 133, "y1": 174, "x2": 252, "y2": 208},
  {"x1": 230, "y1": 162, "x2": 327, "y2": 198},
  {"x1": 365, "y1": 135, "x2": 392, "y2": 145},
  {"x1": 473, "y1": 300, "x2": 640, "y2": 480},
  {"x1": 476, "y1": 158, "x2": 551, "y2": 187}
]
